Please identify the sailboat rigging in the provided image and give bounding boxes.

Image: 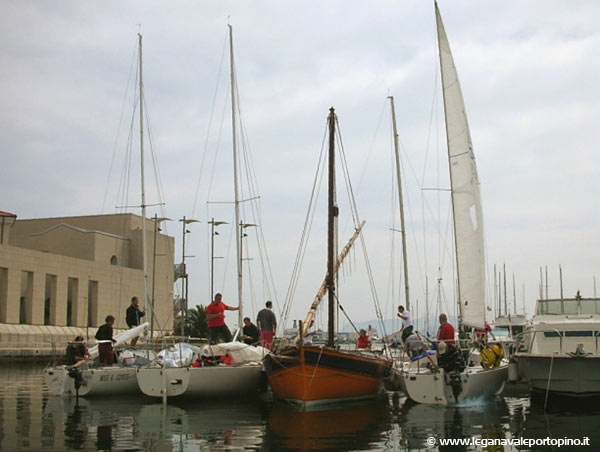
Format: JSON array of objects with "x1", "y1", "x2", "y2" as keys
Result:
[
  {"x1": 136, "y1": 25, "x2": 268, "y2": 400},
  {"x1": 44, "y1": 33, "x2": 154, "y2": 397},
  {"x1": 399, "y1": 2, "x2": 508, "y2": 405}
]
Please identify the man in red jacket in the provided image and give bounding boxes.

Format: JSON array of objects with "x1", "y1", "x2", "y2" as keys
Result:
[
  {"x1": 206, "y1": 293, "x2": 239, "y2": 344},
  {"x1": 437, "y1": 313, "x2": 455, "y2": 346}
]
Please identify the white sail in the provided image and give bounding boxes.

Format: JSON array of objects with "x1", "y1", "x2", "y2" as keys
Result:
[{"x1": 436, "y1": 3, "x2": 486, "y2": 329}]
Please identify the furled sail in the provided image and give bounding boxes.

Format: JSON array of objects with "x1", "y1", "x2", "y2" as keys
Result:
[{"x1": 436, "y1": 3, "x2": 486, "y2": 329}]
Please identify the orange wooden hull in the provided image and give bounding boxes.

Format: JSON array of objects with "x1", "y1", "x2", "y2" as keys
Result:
[{"x1": 264, "y1": 346, "x2": 391, "y2": 408}]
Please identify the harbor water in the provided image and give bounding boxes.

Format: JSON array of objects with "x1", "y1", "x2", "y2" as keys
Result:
[{"x1": 1, "y1": 363, "x2": 598, "y2": 451}]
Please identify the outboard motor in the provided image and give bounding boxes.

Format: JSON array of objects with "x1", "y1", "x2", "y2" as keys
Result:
[
  {"x1": 67, "y1": 367, "x2": 83, "y2": 398},
  {"x1": 449, "y1": 373, "x2": 463, "y2": 402}
]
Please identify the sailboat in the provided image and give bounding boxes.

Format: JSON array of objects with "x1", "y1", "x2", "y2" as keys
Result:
[
  {"x1": 44, "y1": 33, "x2": 156, "y2": 397},
  {"x1": 400, "y1": 3, "x2": 508, "y2": 405},
  {"x1": 136, "y1": 25, "x2": 268, "y2": 400},
  {"x1": 44, "y1": 323, "x2": 150, "y2": 396},
  {"x1": 263, "y1": 107, "x2": 392, "y2": 409}
]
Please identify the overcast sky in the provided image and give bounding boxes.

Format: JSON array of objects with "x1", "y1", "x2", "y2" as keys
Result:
[{"x1": 2, "y1": 1, "x2": 599, "y2": 333}]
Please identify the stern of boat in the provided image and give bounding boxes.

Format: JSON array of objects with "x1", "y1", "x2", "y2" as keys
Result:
[{"x1": 136, "y1": 367, "x2": 190, "y2": 398}]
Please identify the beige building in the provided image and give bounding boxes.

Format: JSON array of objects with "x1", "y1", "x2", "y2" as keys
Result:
[{"x1": 0, "y1": 211, "x2": 175, "y2": 349}]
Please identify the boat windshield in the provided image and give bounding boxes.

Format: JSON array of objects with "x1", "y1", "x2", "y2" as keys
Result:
[{"x1": 537, "y1": 298, "x2": 600, "y2": 315}]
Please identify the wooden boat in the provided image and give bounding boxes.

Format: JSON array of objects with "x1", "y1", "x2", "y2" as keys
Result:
[
  {"x1": 264, "y1": 345, "x2": 390, "y2": 407},
  {"x1": 264, "y1": 107, "x2": 392, "y2": 409}
]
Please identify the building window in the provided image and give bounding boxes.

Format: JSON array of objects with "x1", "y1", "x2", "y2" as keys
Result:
[
  {"x1": 44, "y1": 274, "x2": 57, "y2": 326},
  {"x1": 20, "y1": 271, "x2": 33, "y2": 324},
  {"x1": 110, "y1": 255, "x2": 118, "y2": 266},
  {"x1": 67, "y1": 277, "x2": 78, "y2": 327},
  {"x1": 0, "y1": 267, "x2": 7, "y2": 323},
  {"x1": 87, "y1": 280, "x2": 98, "y2": 327},
  {"x1": 19, "y1": 296, "x2": 26, "y2": 324}
]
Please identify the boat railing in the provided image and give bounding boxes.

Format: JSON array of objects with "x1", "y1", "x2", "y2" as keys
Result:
[{"x1": 529, "y1": 328, "x2": 563, "y2": 354}]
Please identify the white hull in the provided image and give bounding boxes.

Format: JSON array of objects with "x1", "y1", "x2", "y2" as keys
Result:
[
  {"x1": 401, "y1": 364, "x2": 508, "y2": 405},
  {"x1": 44, "y1": 366, "x2": 139, "y2": 397},
  {"x1": 136, "y1": 363, "x2": 265, "y2": 398},
  {"x1": 516, "y1": 297, "x2": 600, "y2": 398},
  {"x1": 517, "y1": 354, "x2": 600, "y2": 397}
]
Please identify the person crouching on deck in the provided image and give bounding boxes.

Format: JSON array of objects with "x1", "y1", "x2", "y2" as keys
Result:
[{"x1": 64, "y1": 336, "x2": 89, "y2": 366}]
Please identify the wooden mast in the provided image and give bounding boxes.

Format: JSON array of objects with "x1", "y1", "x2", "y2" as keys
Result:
[{"x1": 327, "y1": 107, "x2": 337, "y2": 348}]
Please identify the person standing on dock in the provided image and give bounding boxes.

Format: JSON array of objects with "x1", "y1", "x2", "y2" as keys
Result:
[
  {"x1": 95, "y1": 315, "x2": 116, "y2": 365},
  {"x1": 206, "y1": 293, "x2": 239, "y2": 344},
  {"x1": 397, "y1": 305, "x2": 413, "y2": 344},
  {"x1": 257, "y1": 301, "x2": 277, "y2": 349},
  {"x1": 126, "y1": 296, "x2": 145, "y2": 346}
]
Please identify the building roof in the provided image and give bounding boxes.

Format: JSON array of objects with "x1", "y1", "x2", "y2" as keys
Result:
[
  {"x1": 0, "y1": 211, "x2": 17, "y2": 218},
  {"x1": 30, "y1": 223, "x2": 129, "y2": 241}
]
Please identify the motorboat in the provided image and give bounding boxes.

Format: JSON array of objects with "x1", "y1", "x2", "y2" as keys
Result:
[{"x1": 515, "y1": 296, "x2": 600, "y2": 399}]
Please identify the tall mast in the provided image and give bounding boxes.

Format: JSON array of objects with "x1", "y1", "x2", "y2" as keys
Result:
[
  {"x1": 494, "y1": 264, "x2": 499, "y2": 316},
  {"x1": 389, "y1": 96, "x2": 410, "y2": 312},
  {"x1": 138, "y1": 33, "x2": 149, "y2": 322},
  {"x1": 512, "y1": 273, "x2": 517, "y2": 314},
  {"x1": 559, "y1": 264, "x2": 564, "y2": 298},
  {"x1": 229, "y1": 24, "x2": 243, "y2": 328},
  {"x1": 327, "y1": 107, "x2": 337, "y2": 348},
  {"x1": 503, "y1": 263, "x2": 508, "y2": 315}
]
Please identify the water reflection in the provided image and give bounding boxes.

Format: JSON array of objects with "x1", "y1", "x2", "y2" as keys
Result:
[
  {"x1": 396, "y1": 395, "x2": 511, "y2": 451},
  {"x1": 518, "y1": 397, "x2": 600, "y2": 450},
  {"x1": 264, "y1": 398, "x2": 390, "y2": 451},
  {"x1": 44, "y1": 396, "x2": 267, "y2": 451},
  {"x1": 2, "y1": 364, "x2": 600, "y2": 451}
]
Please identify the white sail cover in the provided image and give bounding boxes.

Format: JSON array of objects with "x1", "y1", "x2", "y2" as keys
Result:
[
  {"x1": 87, "y1": 322, "x2": 149, "y2": 359},
  {"x1": 436, "y1": 4, "x2": 486, "y2": 329}
]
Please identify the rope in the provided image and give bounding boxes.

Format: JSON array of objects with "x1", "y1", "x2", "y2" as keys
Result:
[
  {"x1": 281, "y1": 123, "x2": 328, "y2": 329},
  {"x1": 191, "y1": 29, "x2": 229, "y2": 219},
  {"x1": 334, "y1": 292, "x2": 360, "y2": 336},
  {"x1": 544, "y1": 354, "x2": 554, "y2": 411},
  {"x1": 302, "y1": 346, "x2": 325, "y2": 400}
]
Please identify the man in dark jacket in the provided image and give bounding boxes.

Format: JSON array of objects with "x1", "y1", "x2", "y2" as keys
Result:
[
  {"x1": 95, "y1": 315, "x2": 116, "y2": 365},
  {"x1": 242, "y1": 317, "x2": 259, "y2": 345},
  {"x1": 126, "y1": 296, "x2": 145, "y2": 346}
]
